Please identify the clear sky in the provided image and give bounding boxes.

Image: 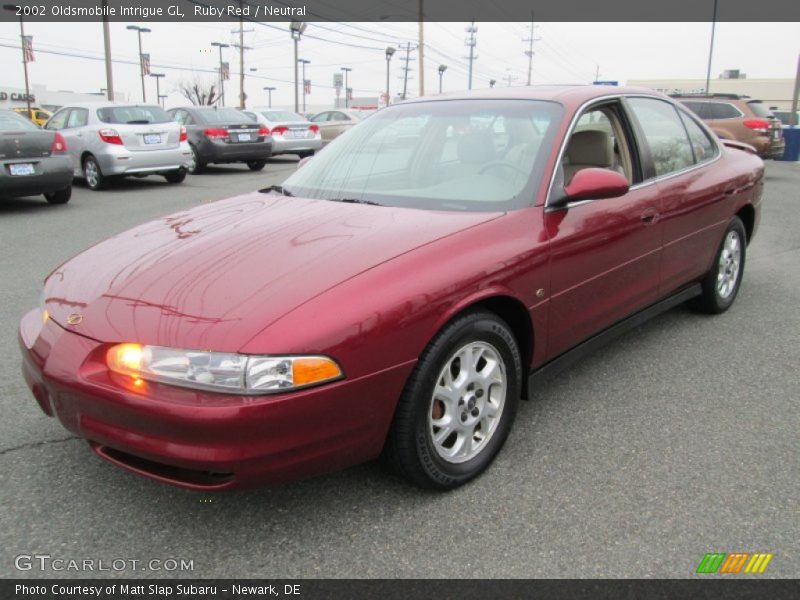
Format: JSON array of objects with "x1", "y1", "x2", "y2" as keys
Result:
[{"x1": 0, "y1": 21, "x2": 797, "y2": 108}]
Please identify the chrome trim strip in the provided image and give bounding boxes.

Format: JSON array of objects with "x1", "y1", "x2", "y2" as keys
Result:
[{"x1": 544, "y1": 94, "x2": 724, "y2": 209}]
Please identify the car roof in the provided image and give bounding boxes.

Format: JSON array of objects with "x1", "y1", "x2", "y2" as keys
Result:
[
  {"x1": 398, "y1": 84, "x2": 671, "y2": 109},
  {"x1": 52, "y1": 102, "x2": 165, "y2": 110}
]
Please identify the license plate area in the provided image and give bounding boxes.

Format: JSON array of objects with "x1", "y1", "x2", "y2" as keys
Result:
[
  {"x1": 237, "y1": 133, "x2": 252, "y2": 142},
  {"x1": 143, "y1": 134, "x2": 162, "y2": 145},
  {"x1": 9, "y1": 163, "x2": 35, "y2": 176}
]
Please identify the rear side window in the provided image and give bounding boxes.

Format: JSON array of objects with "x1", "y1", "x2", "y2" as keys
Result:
[
  {"x1": 706, "y1": 102, "x2": 742, "y2": 120},
  {"x1": 195, "y1": 108, "x2": 253, "y2": 124},
  {"x1": 97, "y1": 105, "x2": 172, "y2": 124},
  {"x1": 627, "y1": 98, "x2": 694, "y2": 177},
  {"x1": 44, "y1": 109, "x2": 70, "y2": 130},
  {"x1": 66, "y1": 108, "x2": 88, "y2": 128},
  {"x1": 681, "y1": 101, "x2": 709, "y2": 119},
  {"x1": 747, "y1": 101, "x2": 774, "y2": 119},
  {"x1": 678, "y1": 111, "x2": 718, "y2": 163},
  {"x1": 263, "y1": 110, "x2": 304, "y2": 122},
  {"x1": 0, "y1": 109, "x2": 39, "y2": 131}
]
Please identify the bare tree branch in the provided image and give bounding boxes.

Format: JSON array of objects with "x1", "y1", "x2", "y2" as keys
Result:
[{"x1": 175, "y1": 76, "x2": 220, "y2": 106}]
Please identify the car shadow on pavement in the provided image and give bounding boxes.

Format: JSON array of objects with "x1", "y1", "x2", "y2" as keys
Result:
[{"x1": 0, "y1": 196, "x2": 66, "y2": 214}]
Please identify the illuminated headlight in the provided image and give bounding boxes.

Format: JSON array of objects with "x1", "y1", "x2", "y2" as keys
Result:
[
  {"x1": 39, "y1": 289, "x2": 49, "y2": 324},
  {"x1": 106, "y1": 344, "x2": 343, "y2": 394}
]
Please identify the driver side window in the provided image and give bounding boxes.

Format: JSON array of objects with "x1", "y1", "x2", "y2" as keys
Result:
[{"x1": 45, "y1": 109, "x2": 70, "y2": 131}]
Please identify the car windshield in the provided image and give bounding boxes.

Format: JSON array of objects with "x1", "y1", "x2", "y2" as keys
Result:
[
  {"x1": 747, "y1": 101, "x2": 775, "y2": 119},
  {"x1": 97, "y1": 105, "x2": 172, "y2": 124},
  {"x1": 197, "y1": 108, "x2": 254, "y2": 124},
  {"x1": 0, "y1": 110, "x2": 40, "y2": 131},
  {"x1": 281, "y1": 99, "x2": 563, "y2": 212},
  {"x1": 262, "y1": 110, "x2": 305, "y2": 122}
]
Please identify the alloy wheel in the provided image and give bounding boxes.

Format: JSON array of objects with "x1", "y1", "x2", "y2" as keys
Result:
[{"x1": 717, "y1": 230, "x2": 741, "y2": 299}]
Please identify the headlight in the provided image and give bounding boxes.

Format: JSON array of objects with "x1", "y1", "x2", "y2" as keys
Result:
[
  {"x1": 39, "y1": 289, "x2": 49, "y2": 324},
  {"x1": 106, "y1": 344, "x2": 343, "y2": 394}
]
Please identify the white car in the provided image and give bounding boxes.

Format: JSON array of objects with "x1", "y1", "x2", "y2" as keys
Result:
[
  {"x1": 44, "y1": 102, "x2": 192, "y2": 190},
  {"x1": 242, "y1": 109, "x2": 322, "y2": 158}
]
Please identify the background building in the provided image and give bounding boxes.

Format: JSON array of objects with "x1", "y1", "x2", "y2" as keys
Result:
[
  {"x1": 627, "y1": 76, "x2": 795, "y2": 109},
  {"x1": 0, "y1": 83, "x2": 129, "y2": 112}
]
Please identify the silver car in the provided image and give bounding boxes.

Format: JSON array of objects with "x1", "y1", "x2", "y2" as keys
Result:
[
  {"x1": 43, "y1": 102, "x2": 191, "y2": 190},
  {"x1": 243, "y1": 108, "x2": 322, "y2": 158}
]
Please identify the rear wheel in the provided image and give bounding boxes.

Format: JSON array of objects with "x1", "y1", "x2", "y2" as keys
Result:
[
  {"x1": 44, "y1": 186, "x2": 71, "y2": 205},
  {"x1": 689, "y1": 216, "x2": 747, "y2": 314},
  {"x1": 383, "y1": 310, "x2": 521, "y2": 490},
  {"x1": 164, "y1": 169, "x2": 187, "y2": 184},
  {"x1": 83, "y1": 156, "x2": 107, "y2": 191},
  {"x1": 246, "y1": 160, "x2": 266, "y2": 171},
  {"x1": 187, "y1": 145, "x2": 205, "y2": 174},
  {"x1": 297, "y1": 150, "x2": 315, "y2": 159}
]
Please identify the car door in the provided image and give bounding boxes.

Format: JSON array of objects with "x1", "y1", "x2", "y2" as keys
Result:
[
  {"x1": 312, "y1": 112, "x2": 336, "y2": 143},
  {"x1": 625, "y1": 98, "x2": 730, "y2": 296},
  {"x1": 544, "y1": 99, "x2": 663, "y2": 360},
  {"x1": 60, "y1": 108, "x2": 89, "y2": 174}
]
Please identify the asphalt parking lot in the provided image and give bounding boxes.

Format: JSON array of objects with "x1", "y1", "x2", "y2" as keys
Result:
[{"x1": 1, "y1": 159, "x2": 798, "y2": 579}]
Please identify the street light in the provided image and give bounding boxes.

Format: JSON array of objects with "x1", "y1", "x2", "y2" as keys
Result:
[
  {"x1": 298, "y1": 59, "x2": 310, "y2": 113},
  {"x1": 290, "y1": 21, "x2": 307, "y2": 113},
  {"x1": 341, "y1": 67, "x2": 352, "y2": 108},
  {"x1": 150, "y1": 73, "x2": 165, "y2": 107},
  {"x1": 438, "y1": 64, "x2": 447, "y2": 94},
  {"x1": 489, "y1": 79, "x2": 496, "y2": 88},
  {"x1": 4, "y1": 4, "x2": 32, "y2": 117},
  {"x1": 263, "y1": 86, "x2": 276, "y2": 108},
  {"x1": 211, "y1": 42, "x2": 229, "y2": 106},
  {"x1": 385, "y1": 46, "x2": 395, "y2": 107},
  {"x1": 126, "y1": 25, "x2": 151, "y2": 102},
  {"x1": 158, "y1": 94, "x2": 168, "y2": 107}
]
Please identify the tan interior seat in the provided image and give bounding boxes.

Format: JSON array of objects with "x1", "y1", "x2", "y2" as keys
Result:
[{"x1": 563, "y1": 129, "x2": 619, "y2": 184}]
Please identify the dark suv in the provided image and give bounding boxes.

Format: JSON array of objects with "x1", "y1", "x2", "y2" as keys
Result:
[{"x1": 674, "y1": 94, "x2": 785, "y2": 159}]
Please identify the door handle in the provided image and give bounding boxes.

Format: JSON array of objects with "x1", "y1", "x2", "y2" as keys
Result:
[{"x1": 641, "y1": 210, "x2": 659, "y2": 225}]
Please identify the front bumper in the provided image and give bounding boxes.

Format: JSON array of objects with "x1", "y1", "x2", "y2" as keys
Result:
[
  {"x1": 19, "y1": 309, "x2": 412, "y2": 490},
  {"x1": 96, "y1": 142, "x2": 192, "y2": 176}
]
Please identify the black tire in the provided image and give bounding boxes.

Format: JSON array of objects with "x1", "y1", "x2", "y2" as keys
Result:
[
  {"x1": 297, "y1": 150, "x2": 315, "y2": 159},
  {"x1": 246, "y1": 160, "x2": 267, "y2": 171},
  {"x1": 83, "y1": 155, "x2": 107, "y2": 191},
  {"x1": 164, "y1": 169, "x2": 187, "y2": 184},
  {"x1": 689, "y1": 216, "x2": 747, "y2": 314},
  {"x1": 44, "y1": 186, "x2": 71, "y2": 205},
  {"x1": 188, "y1": 145, "x2": 205, "y2": 174},
  {"x1": 383, "y1": 310, "x2": 522, "y2": 490}
]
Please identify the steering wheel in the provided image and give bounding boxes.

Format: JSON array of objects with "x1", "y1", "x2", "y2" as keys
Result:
[{"x1": 478, "y1": 160, "x2": 529, "y2": 177}]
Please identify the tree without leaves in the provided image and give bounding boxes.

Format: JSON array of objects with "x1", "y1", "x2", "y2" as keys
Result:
[{"x1": 175, "y1": 76, "x2": 220, "y2": 106}]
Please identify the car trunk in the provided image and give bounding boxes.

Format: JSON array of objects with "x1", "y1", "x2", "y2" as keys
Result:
[
  {"x1": 117, "y1": 122, "x2": 182, "y2": 152},
  {"x1": 0, "y1": 129, "x2": 53, "y2": 160},
  {"x1": 271, "y1": 121, "x2": 316, "y2": 140},
  {"x1": 214, "y1": 122, "x2": 266, "y2": 144}
]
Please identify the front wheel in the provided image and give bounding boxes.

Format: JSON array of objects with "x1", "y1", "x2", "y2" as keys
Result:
[
  {"x1": 246, "y1": 160, "x2": 266, "y2": 171},
  {"x1": 383, "y1": 311, "x2": 522, "y2": 490},
  {"x1": 689, "y1": 216, "x2": 747, "y2": 314}
]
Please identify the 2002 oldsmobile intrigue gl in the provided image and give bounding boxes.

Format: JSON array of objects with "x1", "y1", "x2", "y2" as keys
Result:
[{"x1": 20, "y1": 86, "x2": 763, "y2": 490}]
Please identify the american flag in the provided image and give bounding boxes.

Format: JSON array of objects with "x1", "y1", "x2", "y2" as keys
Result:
[
  {"x1": 303, "y1": 79, "x2": 311, "y2": 95},
  {"x1": 22, "y1": 35, "x2": 34, "y2": 62},
  {"x1": 140, "y1": 53, "x2": 151, "y2": 76},
  {"x1": 221, "y1": 61, "x2": 230, "y2": 81},
  {"x1": 346, "y1": 87, "x2": 353, "y2": 101}
]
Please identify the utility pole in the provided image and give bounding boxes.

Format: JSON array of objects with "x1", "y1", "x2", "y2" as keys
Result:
[
  {"x1": 290, "y1": 22, "x2": 307, "y2": 113},
  {"x1": 231, "y1": 20, "x2": 253, "y2": 108},
  {"x1": 418, "y1": 0, "x2": 424, "y2": 97},
  {"x1": 385, "y1": 46, "x2": 395, "y2": 106},
  {"x1": 465, "y1": 22, "x2": 478, "y2": 90},
  {"x1": 595, "y1": 64, "x2": 600, "y2": 83},
  {"x1": 263, "y1": 86, "x2": 275, "y2": 108},
  {"x1": 102, "y1": 0, "x2": 114, "y2": 101},
  {"x1": 341, "y1": 67, "x2": 352, "y2": 108},
  {"x1": 504, "y1": 70, "x2": 517, "y2": 87},
  {"x1": 399, "y1": 42, "x2": 416, "y2": 101},
  {"x1": 523, "y1": 12, "x2": 539, "y2": 86},
  {"x1": 298, "y1": 59, "x2": 310, "y2": 113},
  {"x1": 705, "y1": 0, "x2": 719, "y2": 94},
  {"x1": 211, "y1": 42, "x2": 228, "y2": 106}
]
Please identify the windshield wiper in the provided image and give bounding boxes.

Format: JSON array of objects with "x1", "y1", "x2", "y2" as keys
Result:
[
  {"x1": 260, "y1": 185, "x2": 294, "y2": 197},
  {"x1": 336, "y1": 198, "x2": 383, "y2": 206}
]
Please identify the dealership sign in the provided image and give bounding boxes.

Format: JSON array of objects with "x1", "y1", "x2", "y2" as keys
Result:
[{"x1": 0, "y1": 91, "x2": 36, "y2": 102}]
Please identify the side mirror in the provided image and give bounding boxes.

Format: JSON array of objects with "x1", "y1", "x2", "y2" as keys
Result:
[
  {"x1": 563, "y1": 168, "x2": 629, "y2": 203},
  {"x1": 297, "y1": 156, "x2": 313, "y2": 169}
]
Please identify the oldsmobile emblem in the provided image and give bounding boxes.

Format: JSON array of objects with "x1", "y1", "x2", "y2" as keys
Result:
[{"x1": 66, "y1": 314, "x2": 83, "y2": 325}]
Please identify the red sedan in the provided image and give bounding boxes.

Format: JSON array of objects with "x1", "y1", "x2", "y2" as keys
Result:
[{"x1": 19, "y1": 86, "x2": 763, "y2": 490}]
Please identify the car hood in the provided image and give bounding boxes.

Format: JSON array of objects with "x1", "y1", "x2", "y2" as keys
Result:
[{"x1": 44, "y1": 192, "x2": 502, "y2": 352}]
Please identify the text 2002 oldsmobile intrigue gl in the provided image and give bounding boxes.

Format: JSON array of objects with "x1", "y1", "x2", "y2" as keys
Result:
[{"x1": 20, "y1": 86, "x2": 763, "y2": 490}]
